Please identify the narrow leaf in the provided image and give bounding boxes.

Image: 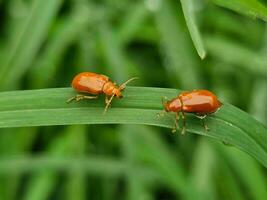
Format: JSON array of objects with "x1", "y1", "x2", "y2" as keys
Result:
[
  {"x1": 0, "y1": 156, "x2": 158, "y2": 181},
  {"x1": 0, "y1": 0, "x2": 63, "y2": 90},
  {"x1": 0, "y1": 87, "x2": 267, "y2": 168},
  {"x1": 154, "y1": 0, "x2": 202, "y2": 89},
  {"x1": 212, "y1": 0, "x2": 267, "y2": 22},
  {"x1": 180, "y1": 0, "x2": 206, "y2": 59}
]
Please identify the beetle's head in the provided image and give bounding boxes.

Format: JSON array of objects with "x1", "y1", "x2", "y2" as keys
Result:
[{"x1": 114, "y1": 88, "x2": 123, "y2": 98}]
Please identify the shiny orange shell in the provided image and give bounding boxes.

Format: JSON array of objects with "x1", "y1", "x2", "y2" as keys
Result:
[
  {"x1": 71, "y1": 72, "x2": 109, "y2": 95},
  {"x1": 165, "y1": 90, "x2": 222, "y2": 114}
]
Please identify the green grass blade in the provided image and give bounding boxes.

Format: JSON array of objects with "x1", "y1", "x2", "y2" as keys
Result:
[
  {"x1": 23, "y1": 132, "x2": 64, "y2": 200},
  {"x1": 0, "y1": 127, "x2": 37, "y2": 200},
  {"x1": 117, "y1": 2, "x2": 149, "y2": 45},
  {"x1": 0, "y1": 156, "x2": 159, "y2": 181},
  {"x1": 218, "y1": 145, "x2": 267, "y2": 200},
  {"x1": 122, "y1": 125, "x2": 200, "y2": 200},
  {"x1": 99, "y1": 23, "x2": 138, "y2": 81},
  {"x1": 0, "y1": 0, "x2": 63, "y2": 90},
  {"x1": 190, "y1": 139, "x2": 217, "y2": 199},
  {"x1": 205, "y1": 35, "x2": 267, "y2": 76},
  {"x1": 215, "y1": 153, "x2": 245, "y2": 200},
  {"x1": 64, "y1": 125, "x2": 87, "y2": 200},
  {"x1": 249, "y1": 79, "x2": 267, "y2": 124},
  {"x1": 0, "y1": 87, "x2": 267, "y2": 167},
  {"x1": 212, "y1": 0, "x2": 267, "y2": 22},
  {"x1": 204, "y1": 7, "x2": 263, "y2": 46},
  {"x1": 120, "y1": 125, "x2": 152, "y2": 200},
  {"x1": 30, "y1": 7, "x2": 91, "y2": 88},
  {"x1": 23, "y1": 126, "x2": 87, "y2": 200},
  {"x1": 180, "y1": 0, "x2": 206, "y2": 59},
  {"x1": 154, "y1": 0, "x2": 202, "y2": 89}
]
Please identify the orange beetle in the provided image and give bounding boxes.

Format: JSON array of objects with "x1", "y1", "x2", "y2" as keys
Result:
[
  {"x1": 162, "y1": 90, "x2": 222, "y2": 134},
  {"x1": 67, "y1": 72, "x2": 137, "y2": 113}
]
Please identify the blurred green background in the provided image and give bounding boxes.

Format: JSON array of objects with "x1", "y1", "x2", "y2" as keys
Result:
[{"x1": 0, "y1": 0, "x2": 267, "y2": 199}]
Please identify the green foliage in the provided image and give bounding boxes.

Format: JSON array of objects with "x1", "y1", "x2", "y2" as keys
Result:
[
  {"x1": 0, "y1": 0, "x2": 64, "y2": 90},
  {"x1": 0, "y1": 0, "x2": 267, "y2": 199},
  {"x1": 212, "y1": 0, "x2": 267, "y2": 21},
  {"x1": 0, "y1": 87, "x2": 267, "y2": 168},
  {"x1": 180, "y1": 0, "x2": 206, "y2": 59}
]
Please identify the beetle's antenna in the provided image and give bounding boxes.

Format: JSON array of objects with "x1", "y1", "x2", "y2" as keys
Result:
[
  {"x1": 103, "y1": 94, "x2": 116, "y2": 114},
  {"x1": 119, "y1": 77, "x2": 138, "y2": 90}
]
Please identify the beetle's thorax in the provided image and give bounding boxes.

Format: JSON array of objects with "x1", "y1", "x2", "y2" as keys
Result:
[
  {"x1": 103, "y1": 81, "x2": 122, "y2": 97},
  {"x1": 166, "y1": 98, "x2": 182, "y2": 112}
]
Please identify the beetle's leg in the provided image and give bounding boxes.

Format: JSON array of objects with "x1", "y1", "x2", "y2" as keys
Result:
[
  {"x1": 156, "y1": 109, "x2": 180, "y2": 133},
  {"x1": 105, "y1": 95, "x2": 109, "y2": 104},
  {"x1": 172, "y1": 112, "x2": 180, "y2": 133},
  {"x1": 196, "y1": 114, "x2": 209, "y2": 132},
  {"x1": 66, "y1": 94, "x2": 98, "y2": 103},
  {"x1": 181, "y1": 111, "x2": 186, "y2": 135},
  {"x1": 104, "y1": 94, "x2": 115, "y2": 114},
  {"x1": 157, "y1": 110, "x2": 167, "y2": 118},
  {"x1": 202, "y1": 117, "x2": 209, "y2": 132}
]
